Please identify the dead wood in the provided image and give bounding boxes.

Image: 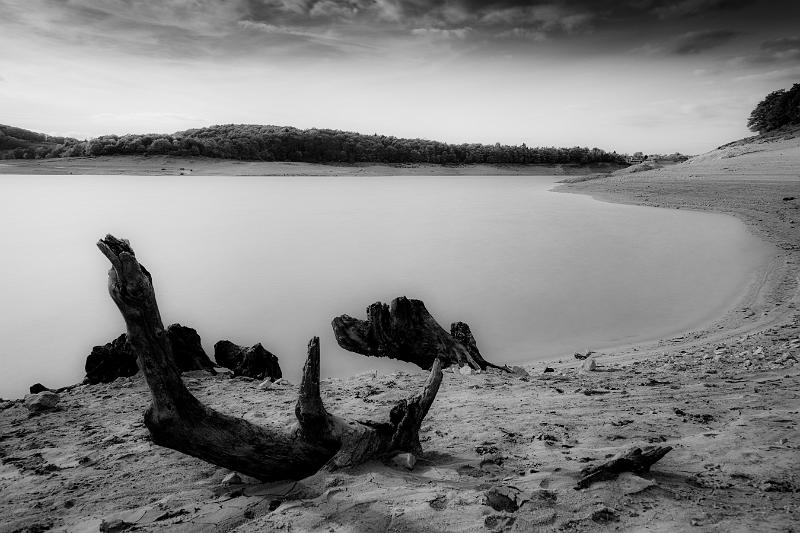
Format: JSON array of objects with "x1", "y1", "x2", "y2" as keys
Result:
[
  {"x1": 97, "y1": 234, "x2": 443, "y2": 481},
  {"x1": 332, "y1": 297, "x2": 507, "y2": 371},
  {"x1": 575, "y1": 446, "x2": 673, "y2": 489}
]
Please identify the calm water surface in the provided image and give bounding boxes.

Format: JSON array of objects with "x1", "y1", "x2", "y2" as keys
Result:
[{"x1": 0, "y1": 175, "x2": 770, "y2": 398}]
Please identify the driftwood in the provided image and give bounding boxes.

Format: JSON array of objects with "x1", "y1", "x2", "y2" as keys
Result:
[
  {"x1": 97, "y1": 234, "x2": 443, "y2": 481},
  {"x1": 332, "y1": 297, "x2": 506, "y2": 371},
  {"x1": 213, "y1": 340, "x2": 281, "y2": 381},
  {"x1": 575, "y1": 446, "x2": 673, "y2": 489}
]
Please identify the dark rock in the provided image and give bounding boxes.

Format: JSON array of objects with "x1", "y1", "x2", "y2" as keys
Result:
[
  {"x1": 543, "y1": 367, "x2": 555, "y2": 373},
  {"x1": 85, "y1": 334, "x2": 138, "y2": 384},
  {"x1": 213, "y1": 340, "x2": 282, "y2": 381},
  {"x1": 591, "y1": 507, "x2": 620, "y2": 523},
  {"x1": 29, "y1": 383, "x2": 52, "y2": 394},
  {"x1": 167, "y1": 324, "x2": 217, "y2": 373},
  {"x1": 484, "y1": 486, "x2": 521, "y2": 513},
  {"x1": 782, "y1": 196, "x2": 796, "y2": 201}
]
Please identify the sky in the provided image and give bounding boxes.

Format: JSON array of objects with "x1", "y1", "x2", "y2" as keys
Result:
[{"x1": 0, "y1": 0, "x2": 798, "y2": 154}]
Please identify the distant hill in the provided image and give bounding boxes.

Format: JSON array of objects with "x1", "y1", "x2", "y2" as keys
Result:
[
  {"x1": 0, "y1": 124, "x2": 76, "y2": 158},
  {"x1": 0, "y1": 123, "x2": 626, "y2": 166}
]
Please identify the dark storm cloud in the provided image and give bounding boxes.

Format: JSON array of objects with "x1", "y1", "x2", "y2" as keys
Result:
[
  {"x1": 730, "y1": 36, "x2": 800, "y2": 68},
  {"x1": 0, "y1": 0, "x2": 793, "y2": 60},
  {"x1": 672, "y1": 29, "x2": 741, "y2": 55},
  {"x1": 647, "y1": 0, "x2": 751, "y2": 18}
]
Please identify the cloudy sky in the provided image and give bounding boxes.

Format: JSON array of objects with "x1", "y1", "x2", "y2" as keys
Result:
[{"x1": 1, "y1": 0, "x2": 798, "y2": 154}]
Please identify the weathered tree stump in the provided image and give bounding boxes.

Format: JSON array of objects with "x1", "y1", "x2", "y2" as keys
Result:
[
  {"x1": 332, "y1": 297, "x2": 507, "y2": 371},
  {"x1": 97, "y1": 235, "x2": 443, "y2": 481},
  {"x1": 213, "y1": 340, "x2": 281, "y2": 381}
]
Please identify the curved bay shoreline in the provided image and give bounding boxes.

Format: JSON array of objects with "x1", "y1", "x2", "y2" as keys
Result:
[{"x1": 1, "y1": 157, "x2": 799, "y2": 532}]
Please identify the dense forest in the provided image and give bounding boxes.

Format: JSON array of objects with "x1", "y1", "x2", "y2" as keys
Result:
[
  {"x1": 747, "y1": 83, "x2": 800, "y2": 134},
  {"x1": 0, "y1": 123, "x2": 627, "y2": 165}
]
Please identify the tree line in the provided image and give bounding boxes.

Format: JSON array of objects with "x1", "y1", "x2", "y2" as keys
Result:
[
  {"x1": 747, "y1": 83, "x2": 800, "y2": 134},
  {"x1": 1, "y1": 123, "x2": 627, "y2": 165}
]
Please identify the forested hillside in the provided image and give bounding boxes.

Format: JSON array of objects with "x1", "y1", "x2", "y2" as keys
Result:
[{"x1": 0, "y1": 123, "x2": 626, "y2": 165}]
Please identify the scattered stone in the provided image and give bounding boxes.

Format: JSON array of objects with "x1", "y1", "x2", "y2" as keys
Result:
[
  {"x1": 99, "y1": 518, "x2": 134, "y2": 532},
  {"x1": 591, "y1": 507, "x2": 620, "y2": 523},
  {"x1": 484, "y1": 486, "x2": 522, "y2": 513},
  {"x1": 529, "y1": 489, "x2": 558, "y2": 505},
  {"x1": 761, "y1": 479, "x2": 795, "y2": 493},
  {"x1": 428, "y1": 494, "x2": 447, "y2": 511},
  {"x1": 476, "y1": 443, "x2": 500, "y2": 455},
  {"x1": 674, "y1": 408, "x2": 714, "y2": 424},
  {"x1": 484, "y1": 514, "x2": 516, "y2": 532},
  {"x1": 222, "y1": 472, "x2": 242, "y2": 486},
  {"x1": 508, "y1": 366, "x2": 529, "y2": 377},
  {"x1": 213, "y1": 340, "x2": 282, "y2": 381},
  {"x1": 458, "y1": 365, "x2": 474, "y2": 375},
  {"x1": 391, "y1": 452, "x2": 416, "y2": 470},
  {"x1": 581, "y1": 358, "x2": 597, "y2": 372},
  {"x1": 29, "y1": 383, "x2": 52, "y2": 394},
  {"x1": 543, "y1": 367, "x2": 555, "y2": 373},
  {"x1": 24, "y1": 391, "x2": 60, "y2": 413},
  {"x1": 753, "y1": 346, "x2": 764, "y2": 355},
  {"x1": 257, "y1": 379, "x2": 273, "y2": 390},
  {"x1": 782, "y1": 196, "x2": 796, "y2": 201}
]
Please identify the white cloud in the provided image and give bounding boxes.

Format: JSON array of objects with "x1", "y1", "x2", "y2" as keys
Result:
[
  {"x1": 411, "y1": 27, "x2": 471, "y2": 40},
  {"x1": 480, "y1": 4, "x2": 592, "y2": 33}
]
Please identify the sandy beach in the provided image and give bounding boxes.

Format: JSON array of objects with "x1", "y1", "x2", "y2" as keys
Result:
[
  {"x1": 0, "y1": 156, "x2": 624, "y2": 178},
  {"x1": 1, "y1": 136, "x2": 799, "y2": 532}
]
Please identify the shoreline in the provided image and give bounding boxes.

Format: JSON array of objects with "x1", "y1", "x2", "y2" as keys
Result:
[
  {"x1": 551, "y1": 170, "x2": 799, "y2": 367},
  {"x1": 0, "y1": 155, "x2": 624, "y2": 177}
]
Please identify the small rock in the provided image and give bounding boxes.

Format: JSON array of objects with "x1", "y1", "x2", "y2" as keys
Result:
[
  {"x1": 591, "y1": 507, "x2": 620, "y2": 523},
  {"x1": 24, "y1": 391, "x2": 60, "y2": 413},
  {"x1": 273, "y1": 378, "x2": 291, "y2": 386},
  {"x1": 222, "y1": 472, "x2": 242, "y2": 486},
  {"x1": 257, "y1": 379, "x2": 273, "y2": 390},
  {"x1": 753, "y1": 347, "x2": 764, "y2": 355},
  {"x1": 543, "y1": 367, "x2": 555, "y2": 373},
  {"x1": 29, "y1": 383, "x2": 52, "y2": 394},
  {"x1": 99, "y1": 518, "x2": 134, "y2": 532},
  {"x1": 484, "y1": 486, "x2": 521, "y2": 513},
  {"x1": 509, "y1": 366, "x2": 529, "y2": 377},
  {"x1": 459, "y1": 365, "x2": 473, "y2": 376},
  {"x1": 391, "y1": 452, "x2": 416, "y2": 470},
  {"x1": 581, "y1": 358, "x2": 596, "y2": 372}
]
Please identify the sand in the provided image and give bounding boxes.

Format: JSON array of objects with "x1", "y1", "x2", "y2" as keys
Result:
[
  {"x1": 1, "y1": 137, "x2": 799, "y2": 532},
  {"x1": 0, "y1": 156, "x2": 624, "y2": 177}
]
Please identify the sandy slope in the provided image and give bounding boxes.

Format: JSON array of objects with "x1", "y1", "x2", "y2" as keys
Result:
[
  {"x1": 0, "y1": 156, "x2": 623, "y2": 177},
  {"x1": 1, "y1": 136, "x2": 799, "y2": 533}
]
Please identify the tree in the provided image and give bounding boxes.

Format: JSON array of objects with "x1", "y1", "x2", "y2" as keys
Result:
[
  {"x1": 747, "y1": 83, "x2": 800, "y2": 134},
  {"x1": 97, "y1": 235, "x2": 444, "y2": 481}
]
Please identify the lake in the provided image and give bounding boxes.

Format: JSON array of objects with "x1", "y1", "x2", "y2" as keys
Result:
[{"x1": 0, "y1": 175, "x2": 770, "y2": 398}]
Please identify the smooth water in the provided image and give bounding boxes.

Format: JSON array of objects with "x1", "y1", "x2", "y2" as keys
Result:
[{"x1": 0, "y1": 175, "x2": 769, "y2": 398}]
